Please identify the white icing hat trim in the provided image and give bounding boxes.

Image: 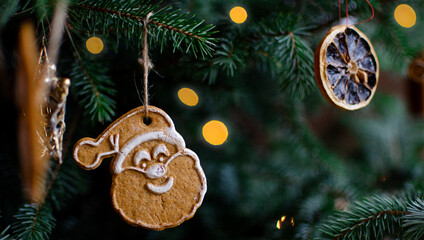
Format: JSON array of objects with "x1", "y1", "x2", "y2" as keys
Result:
[
  {"x1": 73, "y1": 107, "x2": 186, "y2": 170},
  {"x1": 114, "y1": 129, "x2": 185, "y2": 174}
]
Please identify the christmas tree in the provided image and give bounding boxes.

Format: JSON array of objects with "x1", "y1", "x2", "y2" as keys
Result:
[{"x1": 1, "y1": 0, "x2": 424, "y2": 239}]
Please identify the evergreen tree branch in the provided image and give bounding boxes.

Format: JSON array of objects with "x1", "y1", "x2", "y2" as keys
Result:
[
  {"x1": 403, "y1": 198, "x2": 424, "y2": 240},
  {"x1": 259, "y1": 15, "x2": 315, "y2": 98},
  {"x1": 0, "y1": 214, "x2": 10, "y2": 240},
  {"x1": 0, "y1": 225, "x2": 10, "y2": 240},
  {"x1": 195, "y1": 14, "x2": 315, "y2": 96},
  {"x1": 65, "y1": 24, "x2": 116, "y2": 123},
  {"x1": 12, "y1": 204, "x2": 56, "y2": 240},
  {"x1": 75, "y1": 4, "x2": 205, "y2": 40},
  {"x1": 333, "y1": 210, "x2": 407, "y2": 239},
  {"x1": 69, "y1": 55, "x2": 117, "y2": 123},
  {"x1": 68, "y1": 0, "x2": 217, "y2": 58},
  {"x1": 319, "y1": 194, "x2": 412, "y2": 239},
  {"x1": 281, "y1": 32, "x2": 315, "y2": 99},
  {"x1": 193, "y1": 33, "x2": 248, "y2": 84},
  {"x1": 196, "y1": 37, "x2": 247, "y2": 84},
  {"x1": 212, "y1": 38, "x2": 246, "y2": 77}
]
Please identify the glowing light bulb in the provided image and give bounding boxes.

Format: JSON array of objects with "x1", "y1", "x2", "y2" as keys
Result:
[
  {"x1": 394, "y1": 4, "x2": 416, "y2": 28},
  {"x1": 178, "y1": 88, "x2": 199, "y2": 106},
  {"x1": 202, "y1": 120, "x2": 228, "y2": 146},
  {"x1": 230, "y1": 6, "x2": 247, "y2": 24},
  {"x1": 86, "y1": 37, "x2": 104, "y2": 54}
]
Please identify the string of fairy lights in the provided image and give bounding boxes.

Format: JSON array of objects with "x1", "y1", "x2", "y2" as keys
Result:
[{"x1": 84, "y1": 2, "x2": 419, "y2": 229}]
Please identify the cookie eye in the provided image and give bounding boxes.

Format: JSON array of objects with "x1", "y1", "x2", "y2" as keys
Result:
[
  {"x1": 153, "y1": 144, "x2": 170, "y2": 161},
  {"x1": 134, "y1": 150, "x2": 151, "y2": 165}
]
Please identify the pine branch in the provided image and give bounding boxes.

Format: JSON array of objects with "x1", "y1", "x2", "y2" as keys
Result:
[
  {"x1": 68, "y1": 0, "x2": 217, "y2": 58},
  {"x1": 281, "y1": 32, "x2": 315, "y2": 99},
  {"x1": 296, "y1": 194, "x2": 335, "y2": 239},
  {"x1": 211, "y1": 38, "x2": 247, "y2": 77},
  {"x1": 403, "y1": 198, "x2": 424, "y2": 240},
  {"x1": 319, "y1": 195, "x2": 411, "y2": 239},
  {"x1": 195, "y1": 14, "x2": 315, "y2": 96},
  {"x1": 0, "y1": 213, "x2": 10, "y2": 240},
  {"x1": 69, "y1": 55, "x2": 116, "y2": 123},
  {"x1": 12, "y1": 204, "x2": 56, "y2": 240},
  {"x1": 0, "y1": 225, "x2": 10, "y2": 240},
  {"x1": 259, "y1": 15, "x2": 315, "y2": 98},
  {"x1": 196, "y1": 37, "x2": 247, "y2": 84}
]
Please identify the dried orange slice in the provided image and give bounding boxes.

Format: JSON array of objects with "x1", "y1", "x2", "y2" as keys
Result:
[{"x1": 315, "y1": 25, "x2": 379, "y2": 110}]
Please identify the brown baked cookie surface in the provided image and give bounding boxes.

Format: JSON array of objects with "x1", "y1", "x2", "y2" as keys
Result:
[{"x1": 73, "y1": 106, "x2": 207, "y2": 230}]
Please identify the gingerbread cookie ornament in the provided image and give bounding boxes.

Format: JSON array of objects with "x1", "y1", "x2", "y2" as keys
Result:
[{"x1": 73, "y1": 106, "x2": 207, "y2": 230}]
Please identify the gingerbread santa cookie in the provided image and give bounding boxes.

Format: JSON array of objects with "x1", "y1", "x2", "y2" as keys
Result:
[{"x1": 73, "y1": 106, "x2": 207, "y2": 230}]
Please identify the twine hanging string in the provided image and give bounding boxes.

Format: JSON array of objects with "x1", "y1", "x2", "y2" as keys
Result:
[
  {"x1": 338, "y1": 0, "x2": 374, "y2": 26},
  {"x1": 338, "y1": 0, "x2": 350, "y2": 25},
  {"x1": 346, "y1": 0, "x2": 349, "y2": 25},
  {"x1": 338, "y1": 0, "x2": 342, "y2": 25},
  {"x1": 356, "y1": 0, "x2": 375, "y2": 25},
  {"x1": 142, "y1": 12, "x2": 154, "y2": 118}
]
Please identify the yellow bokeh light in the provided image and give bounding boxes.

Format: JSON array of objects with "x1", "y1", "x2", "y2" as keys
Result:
[
  {"x1": 291, "y1": 218, "x2": 295, "y2": 226},
  {"x1": 230, "y1": 6, "x2": 247, "y2": 24},
  {"x1": 276, "y1": 216, "x2": 289, "y2": 229},
  {"x1": 202, "y1": 120, "x2": 228, "y2": 146},
  {"x1": 178, "y1": 88, "x2": 199, "y2": 106},
  {"x1": 394, "y1": 4, "x2": 416, "y2": 28},
  {"x1": 86, "y1": 37, "x2": 104, "y2": 54}
]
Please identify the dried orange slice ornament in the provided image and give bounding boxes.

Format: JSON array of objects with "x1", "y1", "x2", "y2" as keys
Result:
[{"x1": 315, "y1": 25, "x2": 379, "y2": 110}]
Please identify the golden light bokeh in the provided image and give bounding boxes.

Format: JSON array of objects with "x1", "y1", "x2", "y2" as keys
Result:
[
  {"x1": 230, "y1": 6, "x2": 247, "y2": 24},
  {"x1": 86, "y1": 37, "x2": 104, "y2": 54},
  {"x1": 178, "y1": 88, "x2": 199, "y2": 106},
  {"x1": 394, "y1": 4, "x2": 416, "y2": 28},
  {"x1": 276, "y1": 216, "x2": 286, "y2": 229},
  {"x1": 202, "y1": 120, "x2": 228, "y2": 146},
  {"x1": 276, "y1": 220, "x2": 281, "y2": 229}
]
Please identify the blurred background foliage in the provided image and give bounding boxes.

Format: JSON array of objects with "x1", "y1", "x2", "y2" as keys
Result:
[{"x1": 1, "y1": 0, "x2": 424, "y2": 239}]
